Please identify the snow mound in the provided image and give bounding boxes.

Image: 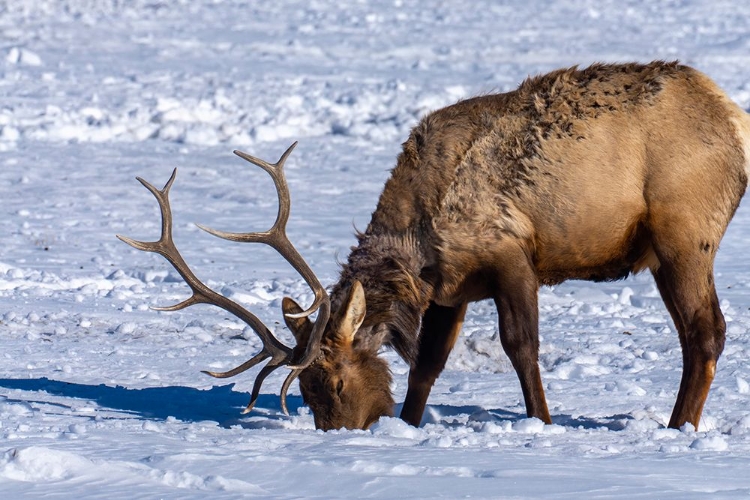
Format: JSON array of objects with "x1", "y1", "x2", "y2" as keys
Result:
[
  {"x1": 370, "y1": 417, "x2": 425, "y2": 440},
  {"x1": 0, "y1": 446, "x2": 91, "y2": 482},
  {"x1": 690, "y1": 435, "x2": 729, "y2": 452},
  {"x1": 512, "y1": 418, "x2": 546, "y2": 434}
]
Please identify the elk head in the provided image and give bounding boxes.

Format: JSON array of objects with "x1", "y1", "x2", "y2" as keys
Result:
[
  {"x1": 282, "y1": 281, "x2": 394, "y2": 430},
  {"x1": 118, "y1": 143, "x2": 390, "y2": 430}
]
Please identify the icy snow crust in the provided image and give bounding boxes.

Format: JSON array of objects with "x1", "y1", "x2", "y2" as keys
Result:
[{"x1": 2, "y1": 0, "x2": 750, "y2": 497}]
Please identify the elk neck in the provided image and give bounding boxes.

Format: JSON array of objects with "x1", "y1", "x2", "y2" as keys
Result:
[{"x1": 330, "y1": 229, "x2": 432, "y2": 365}]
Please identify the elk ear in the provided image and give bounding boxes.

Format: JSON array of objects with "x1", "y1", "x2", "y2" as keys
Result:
[
  {"x1": 337, "y1": 280, "x2": 366, "y2": 346},
  {"x1": 282, "y1": 297, "x2": 313, "y2": 345}
]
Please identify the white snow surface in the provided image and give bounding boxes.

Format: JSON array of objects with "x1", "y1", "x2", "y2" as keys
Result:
[{"x1": 2, "y1": 0, "x2": 750, "y2": 497}]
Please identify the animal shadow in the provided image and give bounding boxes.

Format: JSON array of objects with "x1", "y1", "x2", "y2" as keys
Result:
[
  {"x1": 0, "y1": 377, "x2": 305, "y2": 429},
  {"x1": 399, "y1": 401, "x2": 635, "y2": 431}
]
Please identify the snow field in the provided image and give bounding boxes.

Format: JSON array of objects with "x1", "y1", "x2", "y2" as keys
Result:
[{"x1": 1, "y1": 0, "x2": 750, "y2": 497}]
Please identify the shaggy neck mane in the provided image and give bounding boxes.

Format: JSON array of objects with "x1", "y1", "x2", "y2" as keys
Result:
[{"x1": 331, "y1": 231, "x2": 431, "y2": 365}]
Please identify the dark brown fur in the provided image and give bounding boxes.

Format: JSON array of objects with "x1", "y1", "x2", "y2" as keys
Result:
[{"x1": 286, "y1": 61, "x2": 750, "y2": 431}]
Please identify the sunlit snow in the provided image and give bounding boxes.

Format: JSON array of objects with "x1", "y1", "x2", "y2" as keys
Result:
[{"x1": 1, "y1": 1, "x2": 750, "y2": 498}]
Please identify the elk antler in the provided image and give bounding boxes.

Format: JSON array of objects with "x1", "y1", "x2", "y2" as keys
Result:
[{"x1": 117, "y1": 143, "x2": 330, "y2": 415}]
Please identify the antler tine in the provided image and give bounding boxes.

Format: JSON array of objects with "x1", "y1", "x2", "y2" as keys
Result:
[
  {"x1": 116, "y1": 169, "x2": 178, "y2": 253},
  {"x1": 201, "y1": 350, "x2": 269, "y2": 379},
  {"x1": 240, "y1": 359, "x2": 292, "y2": 414},
  {"x1": 279, "y1": 367, "x2": 305, "y2": 415},
  {"x1": 205, "y1": 354, "x2": 296, "y2": 414},
  {"x1": 198, "y1": 143, "x2": 331, "y2": 372},
  {"x1": 198, "y1": 143, "x2": 324, "y2": 317},
  {"x1": 117, "y1": 168, "x2": 295, "y2": 413}
]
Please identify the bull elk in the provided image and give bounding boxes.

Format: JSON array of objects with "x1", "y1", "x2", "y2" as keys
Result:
[{"x1": 119, "y1": 61, "x2": 750, "y2": 431}]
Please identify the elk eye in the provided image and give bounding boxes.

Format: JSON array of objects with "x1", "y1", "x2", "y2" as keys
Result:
[{"x1": 336, "y1": 379, "x2": 344, "y2": 396}]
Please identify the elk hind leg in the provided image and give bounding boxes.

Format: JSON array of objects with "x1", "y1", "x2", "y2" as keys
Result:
[
  {"x1": 400, "y1": 302, "x2": 467, "y2": 427},
  {"x1": 652, "y1": 254, "x2": 725, "y2": 430}
]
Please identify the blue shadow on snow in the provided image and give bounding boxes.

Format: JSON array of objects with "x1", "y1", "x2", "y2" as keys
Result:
[
  {"x1": 0, "y1": 378, "x2": 636, "y2": 431},
  {"x1": 405, "y1": 402, "x2": 634, "y2": 430},
  {"x1": 0, "y1": 377, "x2": 305, "y2": 428}
]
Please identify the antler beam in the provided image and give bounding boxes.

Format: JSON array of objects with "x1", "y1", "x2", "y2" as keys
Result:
[
  {"x1": 117, "y1": 143, "x2": 329, "y2": 415},
  {"x1": 199, "y1": 143, "x2": 330, "y2": 370}
]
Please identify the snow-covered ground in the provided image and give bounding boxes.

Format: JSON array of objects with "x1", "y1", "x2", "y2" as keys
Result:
[{"x1": 2, "y1": 0, "x2": 750, "y2": 497}]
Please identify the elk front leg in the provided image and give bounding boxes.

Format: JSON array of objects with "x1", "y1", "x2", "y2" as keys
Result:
[
  {"x1": 494, "y1": 257, "x2": 551, "y2": 424},
  {"x1": 401, "y1": 302, "x2": 468, "y2": 427}
]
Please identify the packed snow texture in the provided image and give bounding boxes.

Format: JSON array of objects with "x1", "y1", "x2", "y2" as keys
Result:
[{"x1": 2, "y1": 0, "x2": 750, "y2": 498}]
